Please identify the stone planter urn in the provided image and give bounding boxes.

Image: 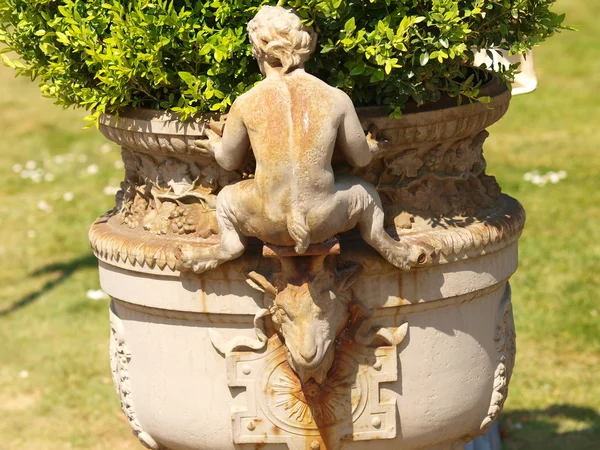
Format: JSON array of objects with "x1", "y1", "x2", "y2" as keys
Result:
[{"x1": 90, "y1": 6, "x2": 522, "y2": 450}]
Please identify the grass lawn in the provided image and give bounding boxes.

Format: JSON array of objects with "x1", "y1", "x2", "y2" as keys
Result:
[{"x1": 0, "y1": 0, "x2": 598, "y2": 448}]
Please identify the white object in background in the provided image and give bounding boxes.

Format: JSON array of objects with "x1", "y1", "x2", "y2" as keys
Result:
[
  {"x1": 474, "y1": 49, "x2": 537, "y2": 95},
  {"x1": 86, "y1": 289, "x2": 109, "y2": 301}
]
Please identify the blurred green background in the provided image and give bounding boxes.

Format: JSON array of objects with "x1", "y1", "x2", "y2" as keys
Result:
[{"x1": 0, "y1": 0, "x2": 598, "y2": 448}]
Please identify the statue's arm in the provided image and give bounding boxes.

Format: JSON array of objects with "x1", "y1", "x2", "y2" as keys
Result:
[
  {"x1": 213, "y1": 100, "x2": 251, "y2": 171},
  {"x1": 336, "y1": 94, "x2": 373, "y2": 168}
]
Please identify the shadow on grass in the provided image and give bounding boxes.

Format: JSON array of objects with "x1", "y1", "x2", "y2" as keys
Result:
[
  {"x1": 0, "y1": 253, "x2": 98, "y2": 317},
  {"x1": 501, "y1": 404, "x2": 600, "y2": 450}
]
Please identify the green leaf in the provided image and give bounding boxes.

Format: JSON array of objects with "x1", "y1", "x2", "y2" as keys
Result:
[
  {"x1": 1, "y1": 53, "x2": 15, "y2": 69},
  {"x1": 350, "y1": 62, "x2": 366, "y2": 76},
  {"x1": 419, "y1": 52, "x2": 429, "y2": 66},
  {"x1": 178, "y1": 71, "x2": 196, "y2": 86},
  {"x1": 344, "y1": 17, "x2": 356, "y2": 34},
  {"x1": 55, "y1": 31, "x2": 69, "y2": 44},
  {"x1": 370, "y1": 68, "x2": 385, "y2": 82}
]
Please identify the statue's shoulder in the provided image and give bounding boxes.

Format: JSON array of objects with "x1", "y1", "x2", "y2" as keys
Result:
[
  {"x1": 293, "y1": 71, "x2": 353, "y2": 108},
  {"x1": 237, "y1": 77, "x2": 280, "y2": 103},
  {"x1": 325, "y1": 82, "x2": 355, "y2": 114},
  {"x1": 296, "y1": 70, "x2": 336, "y2": 90},
  {"x1": 232, "y1": 89, "x2": 253, "y2": 106},
  {"x1": 229, "y1": 88, "x2": 259, "y2": 117}
]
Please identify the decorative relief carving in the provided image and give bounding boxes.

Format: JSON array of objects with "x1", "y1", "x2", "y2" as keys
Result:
[
  {"x1": 240, "y1": 338, "x2": 399, "y2": 450},
  {"x1": 404, "y1": 195, "x2": 526, "y2": 261},
  {"x1": 113, "y1": 149, "x2": 253, "y2": 238},
  {"x1": 89, "y1": 194, "x2": 525, "y2": 272},
  {"x1": 480, "y1": 283, "x2": 516, "y2": 432},
  {"x1": 214, "y1": 324, "x2": 402, "y2": 450},
  {"x1": 98, "y1": 111, "x2": 216, "y2": 157},
  {"x1": 266, "y1": 350, "x2": 362, "y2": 428},
  {"x1": 208, "y1": 252, "x2": 406, "y2": 449},
  {"x1": 244, "y1": 255, "x2": 361, "y2": 384},
  {"x1": 109, "y1": 302, "x2": 161, "y2": 450},
  {"x1": 90, "y1": 219, "x2": 183, "y2": 271},
  {"x1": 94, "y1": 102, "x2": 516, "y2": 274},
  {"x1": 104, "y1": 124, "x2": 506, "y2": 242},
  {"x1": 356, "y1": 88, "x2": 510, "y2": 152},
  {"x1": 339, "y1": 130, "x2": 500, "y2": 221}
]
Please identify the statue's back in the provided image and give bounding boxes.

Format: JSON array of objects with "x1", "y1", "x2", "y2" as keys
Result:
[{"x1": 241, "y1": 70, "x2": 340, "y2": 205}]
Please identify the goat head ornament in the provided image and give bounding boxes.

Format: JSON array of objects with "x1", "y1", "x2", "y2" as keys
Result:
[{"x1": 246, "y1": 255, "x2": 361, "y2": 384}]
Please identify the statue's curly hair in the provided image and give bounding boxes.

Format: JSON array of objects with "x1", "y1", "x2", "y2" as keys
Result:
[{"x1": 247, "y1": 6, "x2": 317, "y2": 74}]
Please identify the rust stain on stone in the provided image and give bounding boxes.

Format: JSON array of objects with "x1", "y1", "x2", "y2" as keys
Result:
[
  {"x1": 199, "y1": 277, "x2": 207, "y2": 313},
  {"x1": 396, "y1": 272, "x2": 404, "y2": 305}
]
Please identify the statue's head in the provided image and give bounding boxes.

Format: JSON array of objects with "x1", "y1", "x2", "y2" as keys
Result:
[{"x1": 247, "y1": 6, "x2": 317, "y2": 74}]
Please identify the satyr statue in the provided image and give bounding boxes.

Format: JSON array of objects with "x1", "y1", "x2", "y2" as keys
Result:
[{"x1": 178, "y1": 5, "x2": 433, "y2": 273}]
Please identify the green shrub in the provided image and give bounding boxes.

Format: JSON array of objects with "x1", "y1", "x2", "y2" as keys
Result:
[{"x1": 0, "y1": 0, "x2": 565, "y2": 121}]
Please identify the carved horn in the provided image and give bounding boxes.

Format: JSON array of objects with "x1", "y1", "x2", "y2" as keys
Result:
[{"x1": 246, "y1": 271, "x2": 277, "y2": 296}]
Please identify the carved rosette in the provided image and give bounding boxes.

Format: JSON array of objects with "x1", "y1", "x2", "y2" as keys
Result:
[
  {"x1": 220, "y1": 334, "x2": 400, "y2": 450},
  {"x1": 268, "y1": 359, "x2": 359, "y2": 428},
  {"x1": 109, "y1": 301, "x2": 161, "y2": 450},
  {"x1": 480, "y1": 283, "x2": 516, "y2": 433}
]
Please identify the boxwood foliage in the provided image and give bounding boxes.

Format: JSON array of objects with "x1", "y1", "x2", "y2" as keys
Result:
[{"x1": 0, "y1": 0, "x2": 565, "y2": 122}]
